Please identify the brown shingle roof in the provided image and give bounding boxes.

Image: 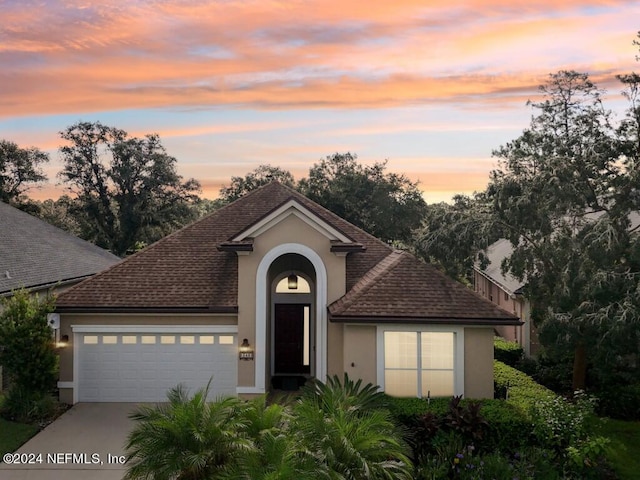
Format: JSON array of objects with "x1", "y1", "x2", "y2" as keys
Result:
[
  {"x1": 329, "y1": 250, "x2": 521, "y2": 325},
  {"x1": 57, "y1": 181, "x2": 521, "y2": 324},
  {"x1": 56, "y1": 182, "x2": 392, "y2": 312}
]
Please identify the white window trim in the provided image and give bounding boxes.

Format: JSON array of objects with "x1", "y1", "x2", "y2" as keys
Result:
[
  {"x1": 376, "y1": 325, "x2": 464, "y2": 398},
  {"x1": 255, "y1": 243, "x2": 328, "y2": 392}
]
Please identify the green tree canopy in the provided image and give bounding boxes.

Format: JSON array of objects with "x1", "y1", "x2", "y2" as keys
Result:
[
  {"x1": 219, "y1": 164, "x2": 296, "y2": 203},
  {"x1": 413, "y1": 193, "x2": 500, "y2": 284},
  {"x1": 418, "y1": 61, "x2": 640, "y2": 392},
  {"x1": 299, "y1": 153, "x2": 427, "y2": 244},
  {"x1": 217, "y1": 154, "x2": 428, "y2": 245},
  {"x1": 0, "y1": 140, "x2": 49, "y2": 203},
  {"x1": 486, "y1": 70, "x2": 639, "y2": 390},
  {"x1": 58, "y1": 121, "x2": 201, "y2": 256}
]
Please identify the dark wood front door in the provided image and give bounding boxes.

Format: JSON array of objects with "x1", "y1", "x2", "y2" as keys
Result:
[{"x1": 274, "y1": 304, "x2": 310, "y2": 374}]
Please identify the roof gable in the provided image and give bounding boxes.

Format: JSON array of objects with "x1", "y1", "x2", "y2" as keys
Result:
[{"x1": 232, "y1": 198, "x2": 354, "y2": 243}]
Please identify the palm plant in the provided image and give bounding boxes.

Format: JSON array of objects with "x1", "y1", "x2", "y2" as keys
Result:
[
  {"x1": 220, "y1": 396, "x2": 324, "y2": 480},
  {"x1": 124, "y1": 383, "x2": 251, "y2": 480},
  {"x1": 299, "y1": 374, "x2": 388, "y2": 414},
  {"x1": 294, "y1": 374, "x2": 413, "y2": 480},
  {"x1": 123, "y1": 376, "x2": 413, "y2": 480}
]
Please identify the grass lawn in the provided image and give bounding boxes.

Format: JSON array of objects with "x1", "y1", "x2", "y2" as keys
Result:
[
  {"x1": 0, "y1": 418, "x2": 39, "y2": 457},
  {"x1": 601, "y1": 418, "x2": 640, "y2": 480}
]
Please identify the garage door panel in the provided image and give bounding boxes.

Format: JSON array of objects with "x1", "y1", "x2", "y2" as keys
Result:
[{"x1": 77, "y1": 331, "x2": 237, "y2": 402}]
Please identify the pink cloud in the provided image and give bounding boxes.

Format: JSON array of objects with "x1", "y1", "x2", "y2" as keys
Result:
[{"x1": 2, "y1": 0, "x2": 637, "y2": 119}]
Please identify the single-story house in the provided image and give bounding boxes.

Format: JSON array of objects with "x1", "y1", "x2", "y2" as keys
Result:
[
  {"x1": 55, "y1": 182, "x2": 520, "y2": 404},
  {"x1": 0, "y1": 200, "x2": 121, "y2": 388}
]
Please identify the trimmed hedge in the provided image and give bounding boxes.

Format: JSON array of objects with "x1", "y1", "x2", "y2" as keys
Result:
[
  {"x1": 493, "y1": 360, "x2": 556, "y2": 412},
  {"x1": 386, "y1": 363, "x2": 565, "y2": 459},
  {"x1": 385, "y1": 396, "x2": 450, "y2": 424},
  {"x1": 480, "y1": 399, "x2": 535, "y2": 452},
  {"x1": 493, "y1": 337, "x2": 524, "y2": 366}
]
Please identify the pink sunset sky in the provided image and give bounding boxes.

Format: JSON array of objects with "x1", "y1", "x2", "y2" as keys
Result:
[{"x1": 1, "y1": 0, "x2": 638, "y2": 203}]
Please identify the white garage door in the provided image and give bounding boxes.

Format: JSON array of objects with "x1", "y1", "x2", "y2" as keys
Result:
[{"x1": 76, "y1": 329, "x2": 237, "y2": 402}]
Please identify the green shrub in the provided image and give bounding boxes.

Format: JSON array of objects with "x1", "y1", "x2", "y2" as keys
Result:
[
  {"x1": 417, "y1": 443, "x2": 561, "y2": 480},
  {"x1": 529, "y1": 390, "x2": 598, "y2": 451},
  {"x1": 494, "y1": 363, "x2": 615, "y2": 478},
  {"x1": 442, "y1": 396, "x2": 488, "y2": 447},
  {"x1": 0, "y1": 290, "x2": 57, "y2": 396},
  {"x1": 126, "y1": 375, "x2": 415, "y2": 480},
  {"x1": 385, "y1": 396, "x2": 450, "y2": 425},
  {"x1": 515, "y1": 356, "x2": 539, "y2": 376},
  {"x1": 479, "y1": 399, "x2": 535, "y2": 453},
  {"x1": 493, "y1": 337, "x2": 524, "y2": 366},
  {"x1": 0, "y1": 386, "x2": 59, "y2": 424},
  {"x1": 387, "y1": 395, "x2": 535, "y2": 462},
  {"x1": 532, "y1": 351, "x2": 574, "y2": 394},
  {"x1": 295, "y1": 375, "x2": 413, "y2": 479},
  {"x1": 566, "y1": 435, "x2": 613, "y2": 479},
  {"x1": 493, "y1": 360, "x2": 556, "y2": 412}
]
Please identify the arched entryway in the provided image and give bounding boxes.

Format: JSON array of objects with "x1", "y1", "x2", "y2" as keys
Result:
[
  {"x1": 254, "y1": 243, "x2": 328, "y2": 392},
  {"x1": 269, "y1": 255, "x2": 314, "y2": 389}
]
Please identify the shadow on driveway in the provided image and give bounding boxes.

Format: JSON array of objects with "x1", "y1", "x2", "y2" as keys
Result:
[{"x1": 0, "y1": 403, "x2": 138, "y2": 480}]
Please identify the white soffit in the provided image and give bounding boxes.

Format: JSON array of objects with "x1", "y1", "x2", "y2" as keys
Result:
[{"x1": 232, "y1": 199, "x2": 352, "y2": 243}]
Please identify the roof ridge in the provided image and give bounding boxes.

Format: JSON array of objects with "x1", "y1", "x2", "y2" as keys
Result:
[
  {"x1": 56, "y1": 183, "x2": 285, "y2": 301},
  {"x1": 330, "y1": 250, "x2": 404, "y2": 313}
]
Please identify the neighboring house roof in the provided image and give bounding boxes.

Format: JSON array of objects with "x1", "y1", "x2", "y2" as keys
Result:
[
  {"x1": 476, "y1": 211, "x2": 640, "y2": 295},
  {"x1": 0, "y1": 201, "x2": 121, "y2": 295},
  {"x1": 475, "y1": 239, "x2": 525, "y2": 296},
  {"x1": 57, "y1": 182, "x2": 520, "y2": 325}
]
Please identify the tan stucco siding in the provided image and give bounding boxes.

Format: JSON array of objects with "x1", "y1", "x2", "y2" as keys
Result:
[
  {"x1": 464, "y1": 327, "x2": 494, "y2": 399},
  {"x1": 327, "y1": 321, "x2": 344, "y2": 376},
  {"x1": 245, "y1": 213, "x2": 347, "y2": 302},
  {"x1": 342, "y1": 325, "x2": 377, "y2": 386},
  {"x1": 237, "y1": 213, "x2": 347, "y2": 388},
  {"x1": 59, "y1": 387, "x2": 73, "y2": 405}
]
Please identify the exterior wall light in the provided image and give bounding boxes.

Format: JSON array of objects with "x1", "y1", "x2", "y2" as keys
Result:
[
  {"x1": 239, "y1": 338, "x2": 254, "y2": 360},
  {"x1": 287, "y1": 273, "x2": 298, "y2": 290},
  {"x1": 56, "y1": 334, "x2": 69, "y2": 349}
]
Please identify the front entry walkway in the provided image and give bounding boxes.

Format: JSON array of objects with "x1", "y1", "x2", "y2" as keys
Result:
[{"x1": 0, "y1": 403, "x2": 136, "y2": 480}]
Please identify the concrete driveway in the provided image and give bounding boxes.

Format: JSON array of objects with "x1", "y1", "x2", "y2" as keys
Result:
[{"x1": 0, "y1": 403, "x2": 138, "y2": 480}]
